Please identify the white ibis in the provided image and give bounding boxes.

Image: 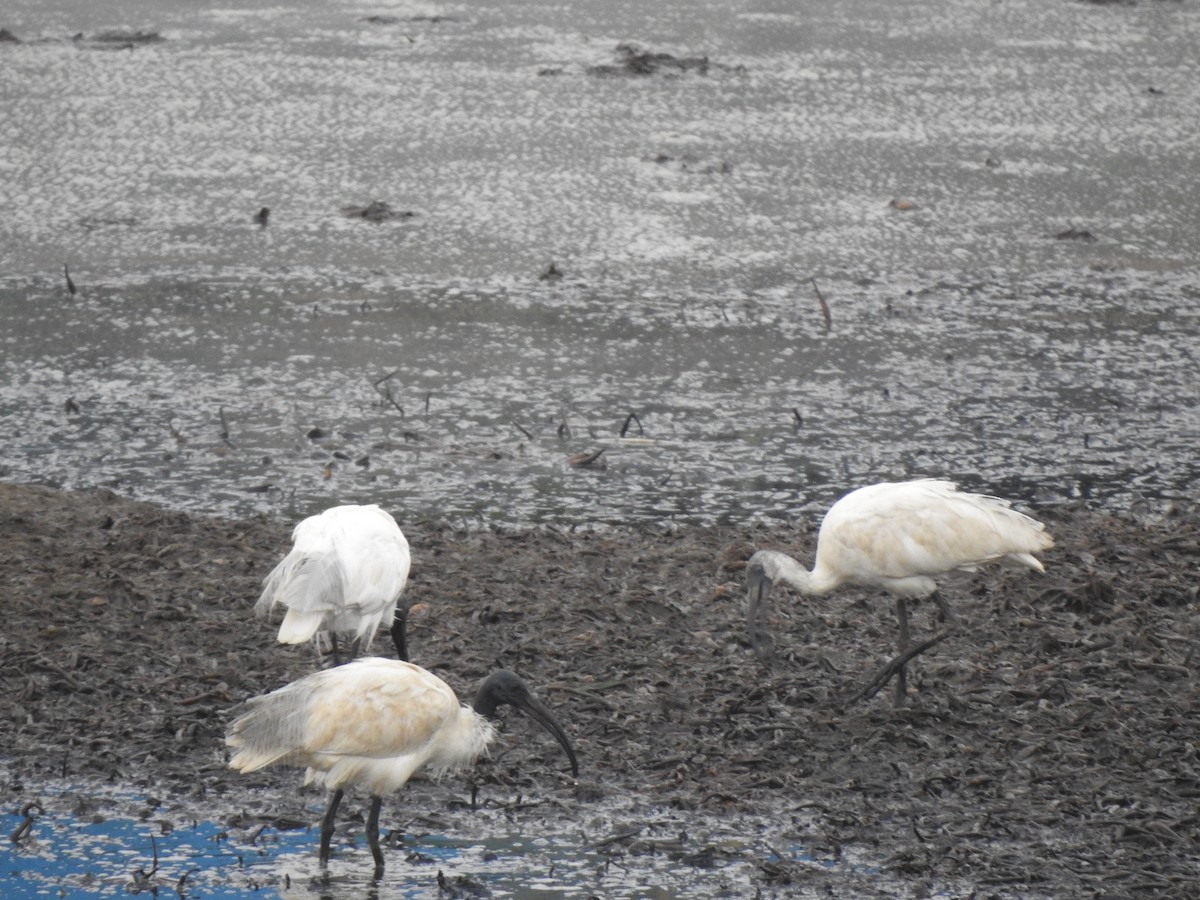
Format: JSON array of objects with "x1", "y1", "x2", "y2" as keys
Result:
[
  {"x1": 747, "y1": 479, "x2": 1053, "y2": 704},
  {"x1": 255, "y1": 504, "x2": 412, "y2": 664},
  {"x1": 226, "y1": 658, "x2": 579, "y2": 873}
]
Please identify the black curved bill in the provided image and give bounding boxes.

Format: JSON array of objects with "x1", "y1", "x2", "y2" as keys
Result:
[
  {"x1": 746, "y1": 561, "x2": 775, "y2": 664},
  {"x1": 515, "y1": 693, "x2": 580, "y2": 777}
]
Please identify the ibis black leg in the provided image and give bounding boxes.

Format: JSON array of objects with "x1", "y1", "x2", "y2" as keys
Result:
[
  {"x1": 319, "y1": 788, "x2": 345, "y2": 868},
  {"x1": 366, "y1": 795, "x2": 385, "y2": 875},
  {"x1": 855, "y1": 594, "x2": 962, "y2": 706},
  {"x1": 894, "y1": 596, "x2": 911, "y2": 705},
  {"x1": 391, "y1": 604, "x2": 409, "y2": 662},
  {"x1": 349, "y1": 635, "x2": 363, "y2": 662},
  {"x1": 330, "y1": 634, "x2": 343, "y2": 667}
]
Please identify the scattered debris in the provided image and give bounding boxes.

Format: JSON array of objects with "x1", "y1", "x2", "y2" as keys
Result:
[
  {"x1": 373, "y1": 370, "x2": 406, "y2": 416},
  {"x1": 1055, "y1": 226, "x2": 1098, "y2": 241},
  {"x1": 647, "y1": 154, "x2": 732, "y2": 175},
  {"x1": 363, "y1": 14, "x2": 458, "y2": 27},
  {"x1": 568, "y1": 448, "x2": 606, "y2": 469},
  {"x1": 810, "y1": 278, "x2": 831, "y2": 331},
  {"x1": 9, "y1": 801, "x2": 43, "y2": 843},
  {"x1": 340, "y1": 200, "x2": 416, "y2": 222},
  {"x1": 74, "y1": 30, "x2": 165, "y2": 50},
  {"x1": 78, "y1": 215, "x2": 139, "y2": 231},
  {"x1": 587, "y1": 42, "x2": 740, "y2": 77}
]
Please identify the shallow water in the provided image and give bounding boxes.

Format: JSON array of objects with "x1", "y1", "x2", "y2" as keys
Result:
[
  {"x1": 2, "y1": 0, "x2": 1198, "y2": 526},
  {"x1": 1, "y1": 780, "x2": 864, "y2": 899},
  {"x1": 1, "y1": 2, "x2": 1199, "y2": 894}
]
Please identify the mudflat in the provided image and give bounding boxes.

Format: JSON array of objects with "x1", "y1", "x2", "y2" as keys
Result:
[{"x1": 3, "y1": 480, "x2": 1197, "y2": 897}]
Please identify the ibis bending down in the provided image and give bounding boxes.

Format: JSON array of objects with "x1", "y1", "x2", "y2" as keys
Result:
[
  {"x1": 225, "y1": 658, "x2": 578, "y2": 873},
  {"x1": 746, "y1": 479, "x2": 1053, "y2": 704},
  {"x1": 256, "y1": 504, "x2": 412, "y2": 664}
]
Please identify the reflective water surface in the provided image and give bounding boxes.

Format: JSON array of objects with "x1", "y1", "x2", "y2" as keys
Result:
[
  {"x1": 2, "y1": 0, "x2": 1198, "y2": 526},
  {"x1": 1, "y1": 780, "x2": 868, "y2": 899}
]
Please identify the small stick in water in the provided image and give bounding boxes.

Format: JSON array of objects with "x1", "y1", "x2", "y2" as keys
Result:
[{"x1": 810, "y1": 278, "x2": 831, "y2": 331}]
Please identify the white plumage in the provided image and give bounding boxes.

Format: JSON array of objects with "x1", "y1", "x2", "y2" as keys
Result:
[
  {"x1": 226, "y1": 658, "x2": 578, "y2": 872},
  {"x1": 255, "y1": 504, "x2": 412, "y2": 662},
  {"x1": 228, "y1": 658, "x2": 491, "y2": 796},
  {"x1": 747, "y1": 479, "x2": 1053, "y2": 703}
]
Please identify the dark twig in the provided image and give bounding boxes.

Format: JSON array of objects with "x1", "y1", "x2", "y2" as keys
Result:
[
  {"x1": 373, "y1": 373, "x2": 405, "y2": 417},
  {"x1": 620, "y1": 412, "x2": 644, "y2": 438},
  {"x1": 568, "y1": 448, "x2": 606, "y2": 468},
  {"x1": 218, "y1": 407, "x2": 234, "y2": 447},
  {"x1": 851, "y1": 629, "x2": 956, "y2": 703},
  {"x1": 373, "y1": 369, "x2": 400, "y2": 387},
  {"x1": 64, "y1": 264, "x2": 77, "y2": 297},
  {"x1": 129, "y1": 834, "x2": 160, "y2": 893},
  {"x1": 177, "y1": 867, "x2": 200, "y2": 897},
  {"x1": 10, "y1": 801, "x2": 43, "y2": 843},
  {"x1": 586, "y1": 826, "x2": 645, "y2": 850},
  {"x1": 811, "y1": 278, "x2": 831, "y2": 331}
]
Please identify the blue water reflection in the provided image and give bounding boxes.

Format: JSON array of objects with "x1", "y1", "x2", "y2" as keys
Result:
[
  {"x1": 2, "y1": 800, "x2": 302, "y2": 897},
  {"x1": 2, "y1": 789, "x2": 847, "y2": 898}
]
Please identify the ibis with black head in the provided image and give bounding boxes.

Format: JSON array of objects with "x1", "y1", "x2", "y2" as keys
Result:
[{"x1": 226, "y1": 658, "x2": 579, "y2": 873}]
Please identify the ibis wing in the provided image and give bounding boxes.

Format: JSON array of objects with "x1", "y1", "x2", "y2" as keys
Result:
[
  {"x1": 332, "y1": 507, "x2": 411, "y2": 619},
  {"x1": 300, "y1": 660, "x2": 459, "y2": 759},
  {"x1": 228, "y1": 659, "x2": 493, "y2": 795},
  {"x1": 819, "y1": 480, "x2": 1051, "y2": 583},
  {"x1": 255, "y1": 505, "x2": 411, "y2": 645}
]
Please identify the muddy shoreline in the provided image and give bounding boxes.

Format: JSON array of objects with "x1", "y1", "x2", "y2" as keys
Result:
[{"x1": 2, "y1": 480, "x2": 1198, "y2": 896}]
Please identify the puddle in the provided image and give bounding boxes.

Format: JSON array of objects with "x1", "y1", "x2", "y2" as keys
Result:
[
  {"x1": 2, "y1": 789, "x2": 276, "y2": 898},
  {"x1": 2, "y1": 779, "x2": 868, "y2": 899}
]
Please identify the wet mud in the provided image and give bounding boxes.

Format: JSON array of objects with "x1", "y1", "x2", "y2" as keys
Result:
[{"x1": 3, "y1": 480, "x2": 1199, "y2": 897}]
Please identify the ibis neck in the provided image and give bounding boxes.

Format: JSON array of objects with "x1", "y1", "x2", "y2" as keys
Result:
[{"x1": 752, "y1": 550, "x2": 839, "y2": 596}]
